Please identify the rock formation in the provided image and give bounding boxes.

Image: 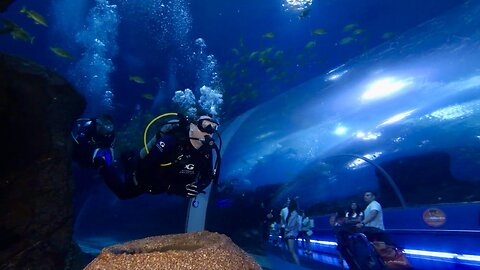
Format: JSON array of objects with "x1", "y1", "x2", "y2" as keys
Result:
[
  {"x1": 0, "y1": 0, "x2": 15, "y2": 12},
  {"x1": 85, "y1": 231, "x2": 261, "y2": 270},
  {"x1": 0, "y1": 53, "x2": 85, "y2": 269}
]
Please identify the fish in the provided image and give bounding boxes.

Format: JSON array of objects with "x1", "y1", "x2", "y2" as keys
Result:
[
  {"x1": 298, "y1": 8, "x2": 311, "y2": 20},
  {"x1": 142, "y1": 93, "x2": 154, "y2": 100},
  {"x1": 311, "y1": 28, "x2": 327, "y2": 35},
  {"x1": 0, "y1": 19, "x2": 34, "y2": 43},
  {"x1": 262, "y1": 32, "x2": 275, "y2": 39},
  {"x1": 129, "y1": 75, "x2": 145, "y2": 84},
  {"x1": 274, "y1": 50, "x2": 284, "y2": 58},
  {"x1": 20, "y1": 6, "x2": 48, "y2": 27},
  {"x1": 50, "y1": 47, "x2": 74, "y2": 60},
  {"x1": 343, "y1": 23, "x2": 358, "y2": 32},
  {"x1": 353, "y1": 28, "x2": 365, "y2": 35},
  {"x1": 231, "y1": 48, "x2": 240, "y2": 56},
  {"x1": 382, "y1": 32, "x2": 395, "y2": 39},
  {"x1": 249, "y1": 51, "x2": 259, "y2": 60},
  {"x1": 305, "y1": 41, "x2": 316, "y2": 49},
  {"x1": 339, "y1": 36, "x2": 355, "y2": 45}
]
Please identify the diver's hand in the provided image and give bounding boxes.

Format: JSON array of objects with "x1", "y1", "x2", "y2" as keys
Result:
[{"x1": 185, "y1": 183, "x2": 206, "y2": 198}]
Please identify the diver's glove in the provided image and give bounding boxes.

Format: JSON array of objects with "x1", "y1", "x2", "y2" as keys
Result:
[
  {"x1": 92, "y1": 148, "x2": 113, "y2": 168},
  {"x1": 185, "y1": 182, "x2": 206, "y2": 198}
]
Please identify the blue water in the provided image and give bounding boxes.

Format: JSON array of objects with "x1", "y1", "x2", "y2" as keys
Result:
[
  {"x1": 3, "y1": 1, "x2": 479, "y2": 269},
  {"x1": 0, "y1": 0, "x2": 464, "y2": 120}
]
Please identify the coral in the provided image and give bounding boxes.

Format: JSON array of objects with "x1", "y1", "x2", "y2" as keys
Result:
[{"x1": 85, "y1": 231, "x2": 261, "y2": 270}]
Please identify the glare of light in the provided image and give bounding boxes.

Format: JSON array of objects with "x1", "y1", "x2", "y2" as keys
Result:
[
  {"x1": 310, "y1": 239, "x2": 337, "y2": 246},
  {"x1": 326, "y1": 70, "x2": 348, "y2": 81},
  {"x1": 302, "y1": 238, "x2": 480, "y2": 263},
  {"x1": 355, "y1": 131, "x2": 381, "y2": 140},
  {"x1": 457, "y1": 254, "x2": 480, "y2": 262},
  {"x1": 334, "y1": 126, "x2": 348, "y2": 135},
  {"x1": 379, "y1": 110, "x2": 416, "y2": 126},
  {"x1": 362, "y1": 77, "x2": 412, "y2": 100},
  {"x1": 283, "y1": 0, "x2": 312, "y2": 11},
  {"x1": 403, "y1": 249, "x2": 455, "y2": 259},
  {"x1": 427, "y1": 104, "x2": 473, "y2": 120}
]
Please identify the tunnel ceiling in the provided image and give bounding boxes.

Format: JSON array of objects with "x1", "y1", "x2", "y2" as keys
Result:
[{"x1": 219, "y1": 1, "x2": 480, "y2": 206}]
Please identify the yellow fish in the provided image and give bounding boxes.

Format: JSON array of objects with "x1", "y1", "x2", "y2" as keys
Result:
[
  {"x1": 20, "y1": 6, "x2": 48, "y2": 27},
  {"x1": 305, "y1": 41, "x2": 316, "y2": 49},
  {"x1": 0, "y1": 19, "x2": 34, "y2": 43},
  {"x1": 382, "y1": 32, "x2": 395, "y2": 39},
  {"x1": 312, "y1": 28, "x2": 327, "y2": 35},
  {"x1": 353, "y1": 28, "x2": 365, "y2": 35},
  {"x1": 249, "y1": 51, "x2": 259, "y2": 60},
  {"x1": 231, "y1": 48, "x2": 240, "y2": 56},
  {"x1": 262, "y1": 32, "x2": 275, "y2": 39},
  {"x1": 129, "y1": 75, "x2": 145, "y2": 84},
  {"x1": 50, "y1": 47, "x2": 74, "y2": 60},
  {"x1": 343, "y1": 23, "x2": 358, "y2": 32},
  {"x1": 142, "y1": 93, "x2": 154, "y2": 100},
  {"x1": 339, "y1": 36, "x2": 355, "y2": 45}
]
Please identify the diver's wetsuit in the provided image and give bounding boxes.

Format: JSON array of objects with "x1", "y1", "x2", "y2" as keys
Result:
[
  {"x1": 72, "y1": 119, "x2": 115, "y2": 167},
  {"x1": 99, "y1": 130, "x2": 216, "y2": 199}
]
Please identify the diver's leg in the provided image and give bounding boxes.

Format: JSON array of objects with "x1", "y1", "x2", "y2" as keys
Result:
[{"x1": 99, "y1": 165, "x2": 143, "y2": 200}]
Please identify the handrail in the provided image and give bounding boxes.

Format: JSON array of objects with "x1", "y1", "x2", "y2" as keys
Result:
[{"x1": 328, "y1": 154, "x2": 407, "y2": 208}]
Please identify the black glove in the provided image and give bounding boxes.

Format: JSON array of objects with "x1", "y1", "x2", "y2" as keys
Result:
[{"x1": 185, "y1": 182, "x2": 206, "y2": 198}]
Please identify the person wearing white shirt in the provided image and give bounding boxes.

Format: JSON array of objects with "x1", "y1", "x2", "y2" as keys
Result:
[{"x1": 356, "y1": 191, "x2": 384, "y2": 230}]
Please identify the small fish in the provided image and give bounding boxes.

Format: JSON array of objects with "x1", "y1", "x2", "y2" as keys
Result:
[
  {"x1": 1, "y1": 19, "x2": 34, "y2": 43},
  {"x1": 249, "y1": 51, "x2": 259, "y2": 60},
  {"x1": 382, "y1": 32, "x2": 395, "y2": 39},
  {"x1": 305, "y1": 41, "x2": 316, "y2": 49},
  {"x1": 265, "y1": 67, "x2": 275, "y2": 73},
  {"x1": 231, "y1": 48, "x2": 240, "y2": 55},
  {"x1": 343, "y1": 23, "x2": 358, "y2": 32},
  {"x1": 298, "y1": 8, "x2": 311, "y2": 20},
  {"x1": 339, "y1": 36, "x2": 354, "y2": 45},
  {"x1": 20, "y1": 6, "x2": 48, "y2": 27},
  {"x1": 311, "y1": 28, "x2": 327, "y2": 35},
  {"x1": 129, "y1": 75, "x2": 145, "y2": 84},
  {"x1": 142, "y1": 93, "x2": 154, "y2": 100},
  {"x1": 50, "y1": 47, "x2": 74, "y2": 60},
  {"x1": 353, "y1": 28, "x2": 365, "y2": 35},
  {"x1": 274, "y1": 50, "x2": 284, "y2": 58},
  {"x1": 262, "y1": 32, "x2": 275, "y2": 39}
]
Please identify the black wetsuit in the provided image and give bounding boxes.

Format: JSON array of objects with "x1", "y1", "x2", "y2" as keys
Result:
[
  {"x1": 72, "y1": 119, "x2": 115, "y2": 167},
  {"x1": 100, "y1": 129, "x2": 216, "y2": 199}
]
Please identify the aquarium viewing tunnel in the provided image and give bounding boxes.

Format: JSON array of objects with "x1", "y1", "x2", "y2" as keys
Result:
[{"x1": 1, "y1": 0, "x2": 480, "y2": 269}]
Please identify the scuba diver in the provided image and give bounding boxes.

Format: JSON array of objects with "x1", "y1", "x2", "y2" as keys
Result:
[
  {"x1": 71, "y1": 114, "x2": 115, "y2": 168},
  {"x1": 99, "y1": 112, "x2": 221, "y2": 200}
]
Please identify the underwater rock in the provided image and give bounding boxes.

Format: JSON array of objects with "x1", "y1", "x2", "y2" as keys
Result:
[
  {"x1": 85, "y1": 231, "x2": 262, "y2": 270},
  {"x1": 0, "y1": 53, "x2": 85, "y2": 269},
  {"x1": 0, "y1": 0, "x2": 15, "y2": 12}
]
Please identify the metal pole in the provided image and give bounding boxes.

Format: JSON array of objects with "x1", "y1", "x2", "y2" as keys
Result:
[{"x1": 331, "y1": 154, "x2": 407, "y2": 208}]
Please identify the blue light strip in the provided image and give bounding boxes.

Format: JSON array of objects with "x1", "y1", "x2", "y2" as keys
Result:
[{"x1": 300, "y1": 238, "x2": 480, "y2": 263}]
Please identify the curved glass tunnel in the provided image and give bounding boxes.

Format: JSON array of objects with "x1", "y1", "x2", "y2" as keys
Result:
[{"x1": 209, "y1": 1, "x2": 480, "y2": 269}]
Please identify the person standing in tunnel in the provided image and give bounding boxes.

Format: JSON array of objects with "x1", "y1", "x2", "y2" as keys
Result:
[
  {"x1": 356, "y1": 191, "x2": 384, "y2": 230},
  {"x1": 279, "y1": 197, "x2": 290, "y2": 248}
]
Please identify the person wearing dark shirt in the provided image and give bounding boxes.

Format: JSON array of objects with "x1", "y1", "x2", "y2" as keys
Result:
[
  {"x1": 71, "y1": 114, "x2": 115, "y2": 168},
  {"x1": 99, "y1": 114, "x2": 221, "y2": 199}
]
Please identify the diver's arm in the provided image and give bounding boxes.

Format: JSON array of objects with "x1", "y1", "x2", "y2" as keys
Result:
[{"x1": 139, "y1": 135, "x2": 157, "y2": 159}]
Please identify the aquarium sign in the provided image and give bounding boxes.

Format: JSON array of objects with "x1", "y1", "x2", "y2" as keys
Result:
[{"x1": 422, "y1": 208, "x2": 446, "y2": 227}]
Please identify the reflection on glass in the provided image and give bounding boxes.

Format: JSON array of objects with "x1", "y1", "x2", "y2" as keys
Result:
[
  {"x1": 361, "y1": 77, "x2": 413, "y2": 101},
  {"x1": 379, "y1": 109, "x2": 416, "y2": 126}
]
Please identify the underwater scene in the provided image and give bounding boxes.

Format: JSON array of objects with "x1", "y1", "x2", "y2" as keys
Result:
[{"x1": 1, "y1": 0, "x2": 480, "y2": 269}]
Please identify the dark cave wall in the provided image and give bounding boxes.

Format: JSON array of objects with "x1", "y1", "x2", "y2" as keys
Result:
[{"x1": 0, "y1": 53, "x2": 85, "y2": 269}]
